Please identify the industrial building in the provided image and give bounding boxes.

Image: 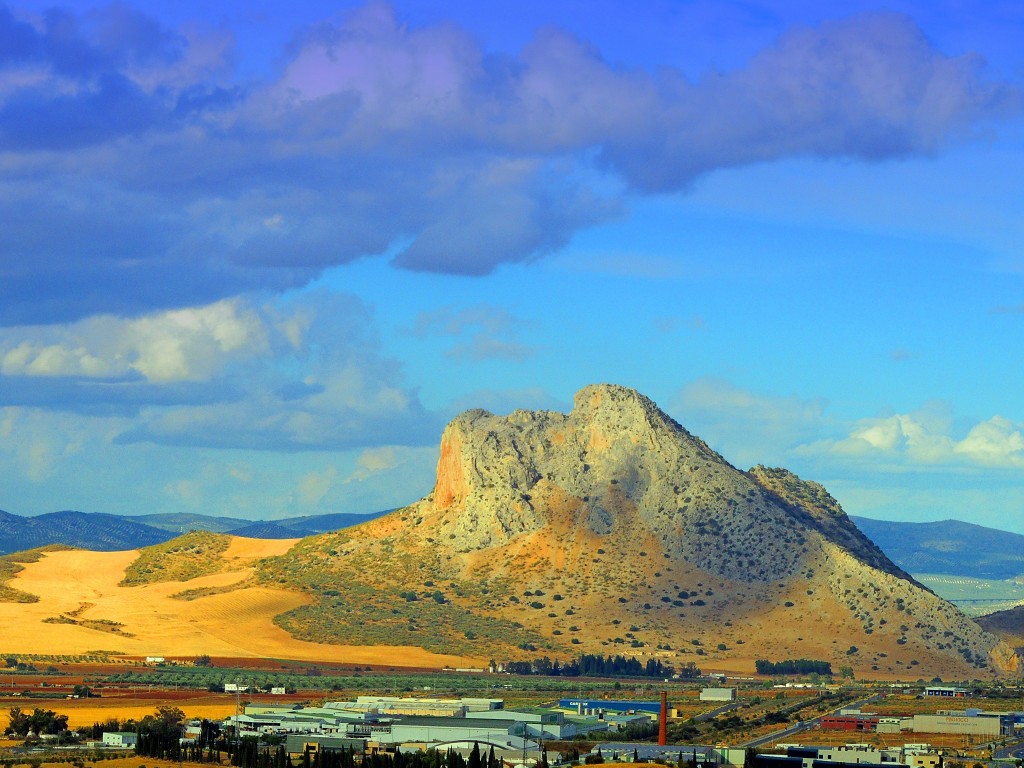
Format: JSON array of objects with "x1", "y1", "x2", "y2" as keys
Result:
[
  {"x1": 326, "y1": 697, "x2": 503, "y2": 717},
  {"x1": 589, "y1": 743, "x2": 725, "y2": 766},
  {"x1": 466, "y1": 707, "x2": 581, "y2": 739},
  {"x1": 911, "y1": 712, "x2": 1001, "y2": 736},
  {"x1": 558, "y1": 698, "x2": 662, "y2": 718},
  {"x1": 821, "y1": 715, "x2": 880, "y2": 732},
  {"x1": 374, "y1": 715, "x2": 519, "y2": 747},
  {"x1": 285, "y1": 735, "x2": 367, "y2": 757},
  {"x1": 754, "y1": 744, "x2": 939, "y2": 768},
  {"x1": 923, "y1": 687, "x2": 967, "y2": 698},
  {"x1": 700, "y1": 688, "x2": 738, "y2": 702}
]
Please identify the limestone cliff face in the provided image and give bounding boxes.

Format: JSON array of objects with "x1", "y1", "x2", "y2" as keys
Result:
[
  {"x1": 428, "y1": 385, "x2": 878, "y2": 583},
  {"x1": 407, "y1": 383, "x2": 1018, "y2": 675}
]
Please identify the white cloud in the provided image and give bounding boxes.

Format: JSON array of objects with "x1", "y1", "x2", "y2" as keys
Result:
[
  {"x1": 0, "y1": 405, "x2": 125, "y2": 484},
  {"x1": 0, "y1": 298, "x2": 271, "y2": 383},
  {"x1": 953, "y1": 416, "x2": 1024, "y2": 466},
  {"x1": 354, "y1": 447, "x2": 400, "y2": 475},
  {"x1": 671, "y1": 379, "x2": 1024, "y2": 473},
  {"x1": 803, "y1": 411, "x2": 1024, "y2": 468}
]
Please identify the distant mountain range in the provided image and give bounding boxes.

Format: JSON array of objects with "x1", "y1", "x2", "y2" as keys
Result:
[
  {"x1": 851, "y1": 516, "x2": 1024, "y2": 581},
  {"x1": 0, "y1": 508, "x2": 388, "y2": 555},
  {"x1": 4, "y1": 493, "x2": 1024, "y2": 588}
]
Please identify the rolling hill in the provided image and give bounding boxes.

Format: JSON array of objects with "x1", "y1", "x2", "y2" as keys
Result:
[
  {"x1": 850, "y1": 517, "x2": 1024, "y2": 580},
  {"x1": 0, "y1": 510, "x2": 171, "y2": 554},
  {"x1": 0, "y1": 509, "x2": 389, "y2": 555}
]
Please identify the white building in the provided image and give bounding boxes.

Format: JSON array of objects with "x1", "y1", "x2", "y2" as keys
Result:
[
  {"x1": 700, "y1": 688, "x2": 737, "y2": 702},
  {"x1": 102, "y1": 732, "x2": 138, "y2": 748}
]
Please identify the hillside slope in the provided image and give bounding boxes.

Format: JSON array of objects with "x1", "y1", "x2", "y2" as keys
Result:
[
  {"x1": 254, "y1": 384, "x2": 1019, "y2": 677},
  {"x1": 850, "y1": 517, "x2": 1024, "y2": 580},
  {"x1": 0, "y1": 510, "x2": 171, "y2": 554},
  {"x1": 0, "y1": 537, "x2": 466, "y2": 667},
  {"x1": 977, "y1": 606, "x2": 1024, "y2": 650}
]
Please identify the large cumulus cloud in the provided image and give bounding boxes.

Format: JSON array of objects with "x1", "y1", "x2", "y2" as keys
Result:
[
  {"x1": 0, "y1": 290, "x2": 442, "y2": 449},
  {"x1": 0, "y1": 2, "x2": 1016, "y2": 323}
]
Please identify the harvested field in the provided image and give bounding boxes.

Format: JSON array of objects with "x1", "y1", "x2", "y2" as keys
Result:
[
  {"x1": 31, "y1": 694, "x2": 238, "y2": 729},
  {"x1": 0, "y1": 547, "x2": 472, "y2": 668},
  {"x1": 222, "y1": 537, "x2": 298, "y2": 560}
]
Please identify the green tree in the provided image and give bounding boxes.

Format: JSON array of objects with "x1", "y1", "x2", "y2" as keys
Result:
[{"x1": 7, "y1": 707, "x2": 30, "y2": 737}]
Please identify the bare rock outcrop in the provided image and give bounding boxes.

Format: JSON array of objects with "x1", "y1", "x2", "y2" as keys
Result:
[{"x1": 407, "y1": 383, "x2": 1019, "y2": 674}]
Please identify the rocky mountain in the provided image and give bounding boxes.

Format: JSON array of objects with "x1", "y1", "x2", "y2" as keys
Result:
[
  {"x1": 850, "y1": 517, "x2": 1024, "y2": 580},
  {"x1": 254, "y1": 384, "x2": 1020, "y2": 677},
  {"x1": 977, "y1": 606, "x2": 1024, "y2": 651}
]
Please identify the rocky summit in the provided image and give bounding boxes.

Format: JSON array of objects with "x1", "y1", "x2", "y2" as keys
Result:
[{"x1": 258, "y1": 384, "x2": 1019, "y2": 676}]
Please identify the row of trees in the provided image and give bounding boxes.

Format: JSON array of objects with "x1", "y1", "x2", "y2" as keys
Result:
[
  {"x1": 136, "y1": 731, "x2": 226, "y2": 764},
  {"x1": 754, "y1": 659, "x2": 832, "y2": 676},
  {"x1": 219, "y1": 742, "x2": 508, "y2": 768},
  {"x1": 6, "y1": 707, "x2": 68, "y2": 738},
  {"x1": 503, "y1": 654, "x2": 696, "y2": 678}
]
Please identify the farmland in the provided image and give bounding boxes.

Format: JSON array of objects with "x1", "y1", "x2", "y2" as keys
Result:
[{"x1": 0, "y1": 546, "x2": 473, "y2": 669}]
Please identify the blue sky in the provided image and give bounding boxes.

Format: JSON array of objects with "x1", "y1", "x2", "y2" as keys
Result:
[{"x1": 2, "y1": 0, "x2": 1024, "y2": 532}]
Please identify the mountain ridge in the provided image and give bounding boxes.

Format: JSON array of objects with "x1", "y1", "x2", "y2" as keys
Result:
[
  {"x1": 249, "y1": 383, "x2": 1019, "y2": 676},
  {"x1": 850, "y1": 516, "x2": 1024, "y2": 580}
]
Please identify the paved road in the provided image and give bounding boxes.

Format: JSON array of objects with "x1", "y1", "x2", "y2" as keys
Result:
[
  {"x1": 993, "y1": 738, "x2": 1024, "y2": 760},
  {"x1": 691, "y1": 701, "x2": 746, "y2": 724},
  {"x1": 740, "y1": 693, "x2": 882, "y2": 749}
]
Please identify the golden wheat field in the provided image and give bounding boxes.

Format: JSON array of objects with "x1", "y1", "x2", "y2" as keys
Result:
[
  {"x1": 35, "y1": 695, "x2": 240, "y2": 729},
  {"x1": 0, "y1": 543, "x2": 475, "y2": 669}
]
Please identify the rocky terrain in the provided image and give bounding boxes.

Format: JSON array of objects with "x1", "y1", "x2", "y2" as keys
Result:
[
  {"x1": 977, "y1": 606, "x2": 1024, "y2": 657},
  {"x1": 255, "y1": 384, "x2": 1019, "y2": 677}
]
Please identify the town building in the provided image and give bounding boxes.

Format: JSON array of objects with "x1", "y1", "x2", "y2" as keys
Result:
[
  {"x1": 923, "y1": 687, "x2": 967, "y2": 698},
  {"x1": 821, "y1": 715, "x2": 880, "y2": 732},
  {"x1": 102, "y1": 732, "x2": 138, "y2": 748},
  {"x1": 701, "y1": 688, "x2": 738, "y2": 702}
]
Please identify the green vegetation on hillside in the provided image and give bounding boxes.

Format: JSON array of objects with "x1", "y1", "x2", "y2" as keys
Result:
[
  {"x1": 750, "y1": 466, "x2": 845, "y2": 518},
  {"x1": 170, "y1": 581, "x2": 256, "y2": 601},
  {"x1": 254, "y1": 530, "x2": 554, "y2": 657},
  {"x1": 754, "y1": 658, "x2": 833, "y2": 675},
  {"x1": 120, "y1": 531, "x2": 231, "y2": 586}
]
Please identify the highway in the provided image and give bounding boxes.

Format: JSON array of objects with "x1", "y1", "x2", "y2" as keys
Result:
[
  {"x1": 691, "y1": 701, "x2": 746, "y2": 723},
  {"x1": 740, "y1": 693, "x2": 882, "y2": 749}
]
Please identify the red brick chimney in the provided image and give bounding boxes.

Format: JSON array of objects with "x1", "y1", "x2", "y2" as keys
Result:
[{"x1": 659, "y1": 690, "x2": 667, "y2": 745}]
